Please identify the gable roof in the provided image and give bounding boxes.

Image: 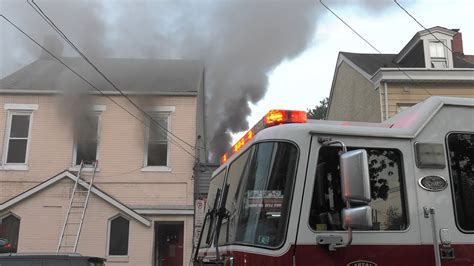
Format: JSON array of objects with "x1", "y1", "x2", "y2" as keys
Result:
[
  {"x1": 0, "y1": 57, "x2": 204, "y2": 95},
  {"x1": 341, "y1": 52, "x2": 474, "y2": 77},
  {"x1": 340, "y1": 52, "x2": 398, "y2": 76},
  {"x1": 0, "y1": 171, "x2": 151, "y2": 226}
]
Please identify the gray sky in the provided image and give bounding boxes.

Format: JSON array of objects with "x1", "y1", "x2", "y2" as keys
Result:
[{"x1": 1, "y1": 0, "x2": 472, "y2": 158}]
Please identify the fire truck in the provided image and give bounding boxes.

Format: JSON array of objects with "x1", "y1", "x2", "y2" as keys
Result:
[{"x1": 194, "y1": 96, "x2": 474, "y2": 266}]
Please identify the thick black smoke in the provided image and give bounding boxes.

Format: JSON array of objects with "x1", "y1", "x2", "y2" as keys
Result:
[{"x1": 0, "y1": 0, "x2": 399, "y2": 161}]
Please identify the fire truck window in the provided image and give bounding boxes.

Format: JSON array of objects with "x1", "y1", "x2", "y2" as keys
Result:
[
  {"x1": 200, "y1": 168, "x2": 227, "y2": 248},
  {"x1": 309, "y1": 147, "x2": 408, "y2": 231},
  {"x1": 218, "y1": 142, "x2": 298, "y2": 248},
  {"x1": 447, "y1": 133, "x2": 474, "y2": 232},
  {"x1": 217, "y1": 146, "x2": 253, "y2": 246}
]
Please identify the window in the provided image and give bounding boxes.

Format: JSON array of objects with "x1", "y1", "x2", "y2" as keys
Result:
[
  {"x1": 447, "y1": 133, "x2": 474, "y2": 232},
  {"x1": 217, "y1": 142, "x2": 298, "y2": 248},
  {"x1": 309, "y1": 147, "x2": 407, "y2": 231},
  {"x1": 145, "y1": 113, "x2": 169, "y2": 167},
  {"x1": 3, "y1": 112, "x2": 33, "y2": 165},
  {"x1": 108, "y1": 216, "x2": 129, "y2": 256},
  {"x1": 0, "y1": 214, "x2": 20, "y2": 253},
  {"x1": 200, "y1": 169, "x2": 226, "y2": 248},
  {"x1": 429, "y1": 41, "x2": 447, "y2": 68},
  {"x1": 74, "y1": 114, "x2": 100, "y2": 165}
]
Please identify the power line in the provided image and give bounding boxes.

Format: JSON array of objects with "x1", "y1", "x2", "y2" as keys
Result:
[
  {"x1": 394, "y1": 0, "x2": 459, "y2": 57},
  {"x1": 319, "y1": 0, "x2": 433, "y2": 97},
  {"x1": 319, "y1": 0, "x2": 381, "y2": 54},
  {"x1": 27, "y1": 0, "x2": 197, "y2": 152},
  {"x1": 0, "y1": 14, "x2": 198, "y2": 160}
]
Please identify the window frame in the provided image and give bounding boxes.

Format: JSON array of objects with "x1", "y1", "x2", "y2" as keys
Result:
[
  {"x1": 308, "y1": 146, "x2": 410, "y2": 233},
  {"x1": 216, "y1": 140, "x2": 300, "y2": 251},
  {"x1": 2, "y1": 110, "x2": 34, "y2": 169},
  {"x1": 429, "y1": 40, "x2": 448, "y2": 68},
  {"x1": 445, "y1": 131, "x2": 474, "y2": 234},
  {"x1": 106, "y1": 214, "x2": 130, "y2": 258},
  {"x1": 72, "y1": 112, "x2": 102, "y2": 167},
  {"x1": 143, "y1": 111, "x2": 171, "y2": 171},
  {"x1": 0, "y1": 212, "x2": 21, "y2": 253}
]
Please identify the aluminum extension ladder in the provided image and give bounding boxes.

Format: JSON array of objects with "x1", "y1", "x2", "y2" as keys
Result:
[{"x1": 57, "y1": 160, "x2": 98, "y2": 253}]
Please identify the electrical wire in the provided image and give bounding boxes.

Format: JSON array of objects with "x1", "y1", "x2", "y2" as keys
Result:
[
  {"x1": 0, "y1": 14, "x2": 198, "y2": 160},
  {"x1": 27, "y1": 0, "x2": 197, "y2": 152},
  {"x1": 394, "y1": 0, "x2": 464, "y2": 58},
  {"x1": 319, "y1": 0, "x2": 434, "y2": 97}
]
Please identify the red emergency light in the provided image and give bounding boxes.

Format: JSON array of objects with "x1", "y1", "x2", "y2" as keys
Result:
[{"x1": 220, "y1": 110, "x2": 307, "y2": 164}]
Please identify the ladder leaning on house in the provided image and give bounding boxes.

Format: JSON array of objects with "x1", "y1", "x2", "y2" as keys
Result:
[{"x1": 57, "y1": 160, "x2": 98, "y2": 253}]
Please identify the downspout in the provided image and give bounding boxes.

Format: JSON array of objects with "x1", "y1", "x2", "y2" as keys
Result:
[
  {"x1": 378, "y1": 86, "x2": 384, "y2": 122},
  {"x1": 384, "y1": 82, "x2": 389, "y2": 120}
]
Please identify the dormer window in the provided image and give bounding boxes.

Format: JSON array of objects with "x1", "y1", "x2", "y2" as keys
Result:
[{"x1": 429, "y1": 41, "x2": 448, "y2": 68}]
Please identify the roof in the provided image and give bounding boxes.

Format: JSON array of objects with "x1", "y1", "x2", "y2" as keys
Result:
[
  {"x1": 341, "y1": 52, "x2": 474, "y2": 77},
  {"x1": 214, "y1": 96, "x2": 474, "y2": 174},
  {"x1": 340, "y1": 52, "x2": 398, "y2": 75},
  {"x1": 0, "y1": 57, "x2": 204, "y2": 95},
  {"x1": 0, "y1": 171, "x2": 151, "y2": 226}
]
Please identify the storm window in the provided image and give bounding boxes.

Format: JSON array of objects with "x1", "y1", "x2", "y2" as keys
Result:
[
  {"x1": 74, "y1": 114, "x2": 100, "y2": 165},
  {"x1": 429, "y1": 41, "x2": 448, "y2": 68},
  {"x1": 4, "y1": 112, "x2": 32, "y2": 164},
  {"x1": 108, "y1": 216, "x2": 129, "y2": 256},
  {"x1": 145, "y1": 113, "x2": 169, "y2": 167}
]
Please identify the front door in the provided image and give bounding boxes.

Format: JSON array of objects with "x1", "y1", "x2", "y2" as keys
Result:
[{"x1": 155, "y1": 222, "x2": 184, "y2": 266}]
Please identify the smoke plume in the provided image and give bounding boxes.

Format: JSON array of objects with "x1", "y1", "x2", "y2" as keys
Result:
[{"x1": 0, "y1": 0, "x2": 397, "y2": 161}]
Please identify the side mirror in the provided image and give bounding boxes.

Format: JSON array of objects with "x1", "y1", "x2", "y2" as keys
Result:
[
  {"x1": 342, "y1": 206, "x2": 373, "y2": 230},
  {"x1": 340, "y1": 149, "x2": 371, "y2": 203}
]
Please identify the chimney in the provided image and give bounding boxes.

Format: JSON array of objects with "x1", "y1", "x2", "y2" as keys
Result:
[
  {"x1": 40, "y1": 35, "x2": 64, "y2": 59},
  {"x1": 451, "y1": 29, "x2": 464, "y2": 56}
]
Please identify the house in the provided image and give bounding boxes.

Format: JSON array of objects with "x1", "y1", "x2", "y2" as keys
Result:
[
  {"x1": 0, "y1": 39, "x2": 205, "y2": 265},
  {"x1": 327, "y1": 26, "x2": 474, "y2": 122}
]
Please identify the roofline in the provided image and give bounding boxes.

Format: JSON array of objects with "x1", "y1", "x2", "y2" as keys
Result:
[
  {"x1": 217, "y1": 97, "x2": 474, "y2": 174},
  {"x1": 371, "y1": 68, "x2": 474, "y2": 87},
  {"x1": 0, "y1": 171, "x2": 151, "y2": 226},
  {"x1": 394, "y1": 26, "x2": 457, "y2": 63},
  {"x1": 326, "y1": 53, "x2": 375, "y2": 119},
  {"x1": 0, "y1": 89, "x2": 198, "y2": 96}
]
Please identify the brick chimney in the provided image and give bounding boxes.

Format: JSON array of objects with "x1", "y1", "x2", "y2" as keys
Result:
[
  {"x1": 451, "y1": 30, "x2": 464, "y2": 56},
  {"x1": 40, "y1": 35, "x2": 64, "y2": 59}
]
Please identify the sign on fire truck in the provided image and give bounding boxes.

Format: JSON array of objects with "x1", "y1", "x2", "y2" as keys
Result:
[{"x1": 194, "y1": 97, "x2": 474, "y2": 266}]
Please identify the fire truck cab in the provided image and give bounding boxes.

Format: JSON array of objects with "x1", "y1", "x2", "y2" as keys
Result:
[{"x1": 194, "y1": 96, "x2": 474, "y2": 266}]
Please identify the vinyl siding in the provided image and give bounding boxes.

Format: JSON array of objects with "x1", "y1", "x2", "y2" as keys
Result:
[
  {"x1": 327, "y1": 62, "x2": 381, "y2": 122},
  {"x1": 386, "y1": 83, "x2": 474, "y2": 117}
]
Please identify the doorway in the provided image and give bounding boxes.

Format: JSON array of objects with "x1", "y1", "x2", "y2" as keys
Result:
[{"x1": 154, "y1": 222, "x2": 184, "y2": 266}]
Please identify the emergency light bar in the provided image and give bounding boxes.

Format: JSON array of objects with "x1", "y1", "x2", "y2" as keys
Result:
[{"x1": 220, "y1": 109, "x2": 307, "y2": 164}]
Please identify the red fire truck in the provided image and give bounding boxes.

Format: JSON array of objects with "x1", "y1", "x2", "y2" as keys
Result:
[{"x1": 194, "y1": 96, "x2": 474, "y2": 266}]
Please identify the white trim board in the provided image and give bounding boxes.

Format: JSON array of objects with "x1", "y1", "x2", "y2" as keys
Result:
[
  {"x1": 0, "y1": 171, "x2": 151, "y2": 227},
  {"x1": 4, "y1": 104, "x2": 39, "y2": 110}
]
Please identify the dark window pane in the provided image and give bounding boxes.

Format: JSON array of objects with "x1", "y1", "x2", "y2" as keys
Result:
[
  {"x1": 76, "y1": 141, "x2": 98, "y2": 165},
  {"x1": 109, "y1": 216, "x2": 129, "y2": 256},
  {"x1": 76, "y1": 115, "x2": 99, "y2": 141},
  {"x1": 7, "y1": 139, "x2": 28, "y2": 163},
  {"x1": 309, "y1": 147, "x2": 407, "y2": 231},
  {"x1": 0, "y1": 214, "x2": 20, "y2": 253},
  {"x1": 447, "y1": 133, "x2": 474, "y2": 231},
  {"x1": 10, "y1": 115, "x2": 30, "y2": 138},
  {"x1": 147, "y1": 143, "x2": 167, "y2": 166},
  {"x1": 149, "y1": 116, "x2": 168, "y2": 141}
]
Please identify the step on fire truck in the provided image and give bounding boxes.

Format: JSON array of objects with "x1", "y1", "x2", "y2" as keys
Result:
[{"x1": 194, "y1": 96, "x2": 474, "y2": 266}]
